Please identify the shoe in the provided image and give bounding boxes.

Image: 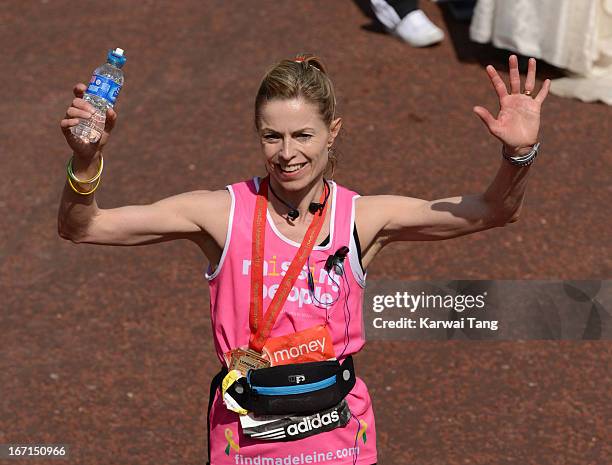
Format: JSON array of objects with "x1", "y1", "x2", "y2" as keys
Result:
[
  {"x1": 370, "y1": 0, "x2": 445, "y2": 47},
  {"x1": 392, "y1": 9, "x2": 445, "y2": 47}
]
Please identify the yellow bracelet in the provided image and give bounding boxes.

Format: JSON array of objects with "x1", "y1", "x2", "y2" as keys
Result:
[
  {"x1": 67, "y1": 174, "x2": 101, "y2": 195},
  {"x1": 66, "y1": 155, "x2": 104, "y2": 184}
]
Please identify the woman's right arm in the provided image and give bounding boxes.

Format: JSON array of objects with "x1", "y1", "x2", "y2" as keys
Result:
[
  {"x1": 58, "y1": 182, "x2": 230, "y2": 246},
  {"x1": 58, "y1": 83, "x2": 230, "y2": 251}
]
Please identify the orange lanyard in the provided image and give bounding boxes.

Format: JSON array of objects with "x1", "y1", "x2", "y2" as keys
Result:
[{"x1": 248, "y1": 176, "x2": 329, "y2": 353}]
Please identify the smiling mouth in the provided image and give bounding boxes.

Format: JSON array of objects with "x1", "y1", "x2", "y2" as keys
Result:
[{"x1": 276, "y1": 162, "x2": 307, "y2": 173}]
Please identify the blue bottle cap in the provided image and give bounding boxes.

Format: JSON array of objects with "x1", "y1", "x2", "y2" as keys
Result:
[{"x1": 107, "y1": 48, "x2": 127, "y2": 68}]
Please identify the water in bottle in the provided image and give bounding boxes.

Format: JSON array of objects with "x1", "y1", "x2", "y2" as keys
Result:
[{"x1": 71, "y1": 48, "x2": 126, "y2": 143}]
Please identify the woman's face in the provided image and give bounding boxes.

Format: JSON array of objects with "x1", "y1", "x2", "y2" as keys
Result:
[{"x1": 258, "y1": 98, "x2": 341, "y2": 191}]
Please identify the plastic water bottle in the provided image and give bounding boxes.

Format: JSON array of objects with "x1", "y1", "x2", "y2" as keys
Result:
[{"x1": 71, "y1": 48, "x2": 126, "y2": 143}]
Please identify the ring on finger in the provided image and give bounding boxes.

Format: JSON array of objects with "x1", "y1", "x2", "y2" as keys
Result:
[{"x1": 524, "y1": 89, "x2": 533, "y2": 96}]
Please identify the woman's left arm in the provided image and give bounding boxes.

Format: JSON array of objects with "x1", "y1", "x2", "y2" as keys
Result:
[{"x1": 359, "y1": 55, "x2": 551, "y2": 246}]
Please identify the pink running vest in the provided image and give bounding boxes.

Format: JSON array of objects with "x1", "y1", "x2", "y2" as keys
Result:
[{"x1": 205, "y1": 177, "x2": 377, "y2": 465}]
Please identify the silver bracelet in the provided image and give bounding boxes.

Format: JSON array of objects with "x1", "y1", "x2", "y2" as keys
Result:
[{"x1": 502, "y1": 142, "x2": 540, "y2": 167}]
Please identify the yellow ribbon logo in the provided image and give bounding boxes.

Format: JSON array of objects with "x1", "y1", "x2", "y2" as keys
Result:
[
  {"x1": 358, "y1": 419, "x2": 368, "y2": 444},
  {"x1": 224, "y1": 428, "x2": 240, "y2": 455}
]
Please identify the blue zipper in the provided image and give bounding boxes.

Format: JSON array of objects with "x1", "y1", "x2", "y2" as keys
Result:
[{"x1": 250, "y1": 374, "x2": 337, "y2": 395}]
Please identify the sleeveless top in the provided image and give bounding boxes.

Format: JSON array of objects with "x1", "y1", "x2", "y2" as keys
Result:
[{"x1": 204, "y1": 177, "x2": 377, "y2": 465}]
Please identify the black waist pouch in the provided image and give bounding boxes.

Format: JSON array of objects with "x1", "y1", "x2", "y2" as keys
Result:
[{"x1": 226, "y1": 356, "x2": 356, "y2": 415}]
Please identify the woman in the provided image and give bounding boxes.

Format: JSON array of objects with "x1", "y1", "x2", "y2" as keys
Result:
[{"x1": 59, "y1": 54, "x2": 550, "y2": 465}]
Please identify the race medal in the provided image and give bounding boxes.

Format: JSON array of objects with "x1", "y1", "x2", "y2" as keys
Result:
[{"x1": 229, "y1": 348, "x2": 270, "y2": 376}]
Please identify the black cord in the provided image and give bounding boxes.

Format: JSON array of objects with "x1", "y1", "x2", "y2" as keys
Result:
[
  {"x1": 306, "y1": 254, "x2": 352, "y2": 359},
  {"x1": 350, "y1": 412, "x2": 361, "y2": 465},
  {"x1": 307, "y1": 255, "x2": 341, "y2": 312},
  {"x1": 268, "y1": 178, "x2": 330, "y2": 220},
  {"x1": 337, "y1": 269, "x2": 352, "y2": 360},
  {"x1": 308, "y1": 256, "x2": 358, "y2": 463}
]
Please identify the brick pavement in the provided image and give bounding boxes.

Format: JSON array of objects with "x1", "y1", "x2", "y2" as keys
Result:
[{"x1": 1, "y1": 1, "x2": 610, "y2": 464}]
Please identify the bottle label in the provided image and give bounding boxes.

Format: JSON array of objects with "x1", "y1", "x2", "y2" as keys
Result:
[{"x1": 86, "y1": 74, "x2": 122, "y2": 105}]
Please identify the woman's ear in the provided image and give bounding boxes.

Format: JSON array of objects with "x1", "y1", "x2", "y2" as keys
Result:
[{"x1": 328, "y1": 117, "x2": 342, "y2": 146}]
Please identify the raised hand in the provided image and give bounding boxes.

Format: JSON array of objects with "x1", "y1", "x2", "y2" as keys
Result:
[
  {"x1": 473, "y1": 55, "x2": 551, "y2": 156},
  {"x1": 60, "y1": 83, "x2": 118, "y2": 160}
]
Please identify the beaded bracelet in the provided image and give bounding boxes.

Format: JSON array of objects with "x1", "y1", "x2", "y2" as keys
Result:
[{"x1": 66, "y1": 155, "x2": 104, "y2": 184}]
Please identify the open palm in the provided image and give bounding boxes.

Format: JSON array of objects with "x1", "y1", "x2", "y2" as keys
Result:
[{"x1": 474, "y1": 55, "x2": 551, "y2": 155}]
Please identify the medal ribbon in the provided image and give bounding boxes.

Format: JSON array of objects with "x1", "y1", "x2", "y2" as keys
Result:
[{"x1": 249, "y1": 176, "x2": 329, "y2": 353}]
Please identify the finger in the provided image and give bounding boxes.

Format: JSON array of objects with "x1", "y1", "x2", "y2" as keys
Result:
[
  {"x1": 66, "y1": 106, "x2": 94, "y2": 120},
  {"x1": 72, "y1": 97, "x2": 96, "y2": 114},
  {"x1": 524, "y1": 58, "x2": 536, "y2": 93},
  {"x1": 486, "y1": 65, "x2": 508, "y2": 99},
  {"x1": 473, "y1": 106, "x2": 498, "y2": 134},
  {"x1": 104, "y1": 107, "x2": 118, "y2": 133},
  {"x1": 60, "y1": 118, "x2": 80, "y2": 134},
  {"x1": 73, "y1": 83, "x2": 87, "y2": 98},
  {"x1": 508, "y1": 55, "x2": 521, "y2": 94},
  {"x1": 535, "y1": 79, "x2": 551, "y2": 103}
]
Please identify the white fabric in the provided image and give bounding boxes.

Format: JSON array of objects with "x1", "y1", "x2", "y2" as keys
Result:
[
  {"x1": 370, "y1": 0, "x2": 402, "y2": 29},
  {"x1": 470, "y1": 0, "x2": 612, "y2": 105}
]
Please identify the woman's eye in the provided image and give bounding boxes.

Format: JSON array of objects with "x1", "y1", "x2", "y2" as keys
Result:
[
  {"x1": 263, "y1": 134, "x2": 279, "y2": 141},
  {"x1": 297, "y1": 134, "x2": 313, "y2": 140}
]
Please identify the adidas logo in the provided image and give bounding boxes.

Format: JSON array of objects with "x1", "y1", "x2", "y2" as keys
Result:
[{"x1": 286, "y1": 411, "x2": 340, "y2": 436}]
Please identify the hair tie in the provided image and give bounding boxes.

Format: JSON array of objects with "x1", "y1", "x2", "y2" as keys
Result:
[{"x1": 294, "y1": 57, "x2": 321, "y2": 73}]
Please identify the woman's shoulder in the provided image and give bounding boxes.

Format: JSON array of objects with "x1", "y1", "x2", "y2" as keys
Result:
[
  {"x1": 330, "y1": 181, "x2": 362, "y2": 203},
  {"x1": 353, "y1": 195, "x2": 394, "y2": 223},
  {"x1": 178, "y1": 189, "x2": 232, "y2": 231}
]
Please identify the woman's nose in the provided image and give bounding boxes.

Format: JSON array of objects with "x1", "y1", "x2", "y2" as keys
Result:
[{"x1": 279, "y1": 138, "x2": 295, "y2": 160}]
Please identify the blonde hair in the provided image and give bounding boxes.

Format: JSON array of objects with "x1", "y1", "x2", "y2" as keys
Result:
[{"x1": 255, "y1": 53, "x2": 338, "y2": 175}]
